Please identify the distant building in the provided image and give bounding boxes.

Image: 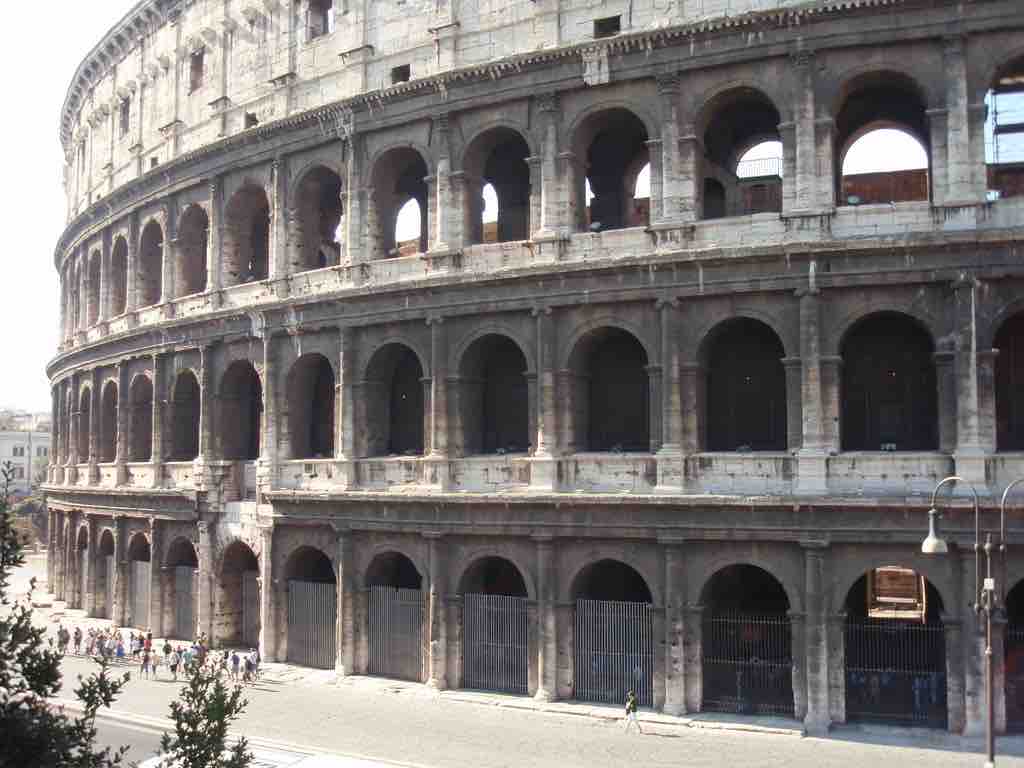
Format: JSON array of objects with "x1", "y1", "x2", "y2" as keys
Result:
[
  {"x1": 0, "y1": 430, "x2": 51, "y2": 496},
  {"x1": 0, "y1": 409, "x2": 52, "y2": 433}
]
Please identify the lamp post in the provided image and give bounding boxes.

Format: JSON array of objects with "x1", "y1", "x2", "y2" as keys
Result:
[{"x1": 922, "y1": 476, "x2": 1023, "y2": 767}]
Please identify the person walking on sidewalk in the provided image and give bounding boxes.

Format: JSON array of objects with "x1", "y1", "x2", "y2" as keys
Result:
[
  {"x1": 168, "y1": 648, "x2": 180, "y2": 682},
  {"x1": 73, "y1": 626, "x2": 82, "y2": 655},
  {"x1": 623, "y1": 690, "x2": 642, "y2": 735}
]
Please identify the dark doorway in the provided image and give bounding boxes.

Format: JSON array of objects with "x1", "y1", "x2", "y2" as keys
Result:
[
  {"x1": 220, "y1": 361, "x2": 262, "y2": 460},
  {"x1": 996, "y1": 313, "x2": 1024, "y2": 451},
  {"x1": 459, "y1": 335, "x2": 528, "y2": 455}
]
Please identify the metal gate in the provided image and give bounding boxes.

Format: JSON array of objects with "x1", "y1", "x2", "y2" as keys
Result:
[
  {"x1": 173, "y1": 567, "x2": 195, "y2": 640},
  {"x1": 1007, "y1": 624, "x2": 1024, "y2": 731},
  {"x1": 574, "y1": 599, "x2": 654, "y2": 706},
  {"x1": 129, "y1": 560, "x2": 150, "y2": 629},
  {"x1": 368, "y1": 586, "x2": 423, "y2": 681},
  {"x1": 845, "y1": 618, "x2": 947, "y2": 728},
  {"x1": 242, "y1": 571, "x2": 260, "y2": 647},
  {"x1": 287, "y1": 580, "x2": 336, "y2": 669},
  {"x1": 702, "y1": 612, "x2": 794, "y2": 717},
  {"x1": 462, "y1": 593, "x2": 528, "y2": 694}
]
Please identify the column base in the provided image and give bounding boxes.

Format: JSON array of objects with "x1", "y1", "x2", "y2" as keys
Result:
[
  {"x1": 333, "y1": 459, "x2": 357, "y2": 489},
  {"x1": 528, "y1": 455, "x2": 559, "y2": 492},
  {"x1": 954, "y1": 449, "x2": 989, "y2": 487},
  {"x1": 533, "y1": 687, "x2": 556, "y2": 703},
  {"x1": 426, "y1": 677, "x2": 448, "y2": 691},
  {"x1": 655, "y1": 448, "x2": 683, "y2": 492},
  {"x1": 421, "y1": 249, "x2": 461, "y2": 275},
  {"x1": 796, "y1": 451, "x2": 829, "y2": 496},
  {"x1": 422, "y1": 455, "x2": 451, "y2": 490},
  {"x1": 527, "y1": 233, "x2": 568, "y2": 262},
  {"x1": 803, "y1": 715, "x2": 830, "y2": 737}
]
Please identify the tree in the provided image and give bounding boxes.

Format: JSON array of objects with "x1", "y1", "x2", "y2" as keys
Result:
[
  {"x1": 157, "y1": 661, "x2": 253, "y2": 768},
  {"x1": 0, "y1": 460, "x2": 129, "y2": 768}
]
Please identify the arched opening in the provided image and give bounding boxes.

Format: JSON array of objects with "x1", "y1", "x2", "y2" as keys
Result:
[
  {"x1": 138, "y1": 220, "x2": 164, "y2": 307},
  {"x1": 986, "y1": 55, "x2": 1024, "y2": 200},
  {"x1": 169, "y1": 371, "x2": 200, "y2": 460},
  {"x1": 110, "y1": 236, "x2": 127, "y2": 316},
  {"x1": 835, "y1": 72, "x2": 930, "y2": 205},
  {"x1": 77, "y1": 388, "x2": 91, "y2": 461},
  {"x1": 217, "y1": 541, "x2": 260, "y2": 648},
  {"x1": 629, "y1": 161, "x2": 651, "y2": 227},
  {"x1": 844, "y1": 568, "x2": 946, "y2": 728},
  {"x1": 96, "y1": 530, "x2": 115, "y2": 620},
  {"x1": 99, "y1": 381, "x2": 117, "y2": 462},
  {"x1": 458, "y1": 335, "x2": 528, "y2": 456},
  {"x1": 371, "y1": 148, "x2": 428, "y2": 257},
  {"x1": 703, "y1": 318, "x2": 787, "y2": 451},
  {"x1": 286, "y1": 354, "x2": 335, "y2": 459},
  {"x1": 366, "y1": 551, "x2": 423, "y2": 681},
  {"x1": 462, "y1": 128, "x2": 531, "y2": 244},
  {"x1": 129, "y1": 376, "x2": 153, "y2": 462},
  {"x1": 841, "y1": 128, "x2": 929, "y2": 204},
  {"x1": 165, "y1": 538, "x2": 198, "y2": 640},
  {"x1": 572, "y1": 559, "x2": 654, "y2": 705},
  {"x1": 87, "y1": 251, "x2": 101, "y2": 325},
  {"x1": 574, "y1": 108, "x2": 649, "y2": 232},
  {"x1": 995, "y1": 312, "x2": 1024, "y2": 451},
  {"x1": 701, "y1": 564, "x2": 793, "y2": 717},
  {"x1": 223, "y1": 184, "x2": 270, "y2": 285},
  {"x1": 74, "y1": 526, "x2": 89, "y2": 610},
  {"x1": 699, "y1": 88, "x2": 782, "y2": 219},
  {"x1": 219, "y1": 361, "x2": 262, "y2": 460},
  {"x1": 176, "y1": 204, "x2": 209, "y2": 297},
  {"x1": 362, "y1": 344, "x2": 424, "y2": 457},
  {"x1": 1005, "y1": 579, "x2": 1024, "y2": 730},
  {"x1": 459, "y1": 557, "x2": 528, "y2": 694},
  {"x1": 126, "y1": 532, "x2": 151, "y2": 629},
  {"x1": 567, "y1": 327, "x2": 649, "y2": 452},
  {"x1": 293, "y1": 166, "x2": 344, "y2": 271},
  {"x1": 841, "y1": 312, "x2": 937, "y2": 451},
  {"x1": 285, "y1": 546, "x2": 335, "y2": 669}
]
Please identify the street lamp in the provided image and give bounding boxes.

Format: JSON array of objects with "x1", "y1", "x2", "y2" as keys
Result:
[{"x1": 922, "y1": 476, "x2": 1023, "y2": 767}]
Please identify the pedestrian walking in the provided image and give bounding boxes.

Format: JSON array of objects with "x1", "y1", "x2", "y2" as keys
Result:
[
  {"x1": 73, "y1": 626, "x2": 82, "y2": 655},
  {"x1": 169, "y1": 649, "x2": 180, "y2": 681},
  {"x1": 140, "y1": 648, "x2": 151, "y2": 679},
  {"x1": 230, "y1": 650, "x2": 240, "y2": 681},
  {"x1": 623, "y1": 690, "x2": 642, "y2": 734},
  {"x1": 57, "y1": 625, "x2": 69, "y2": 656}
]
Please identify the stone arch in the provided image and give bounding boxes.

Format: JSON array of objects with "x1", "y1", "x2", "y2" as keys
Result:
[
  {"x1": 825, "y1": 303, "x2": 941, "y2": 358},
  {"x1": 164, "y1": 536, "x2": 198, "y2": 568},
  {"x1": 223, "y1": 183, "x2": 271, "y2": 285},
  {"x1": 690, "y1": 308, "x2": 795, "y2": 365},
  {"x1": 562, "y1": 550, "x2": 660, "y2": 606},
  {"x1": 128, "y1": 373, "x2": 153, "y2": 461},
  {"x1": 828, "y1": 553, "x2": 951, "y2": 618},
  {"x1": 168, "y1": 369, "x2": 200, "y2": 460},
  {"x1": 450, "y1": 322, "x2": 534, "y2": 375},
  {"x1": 455, "y1": 332, "x2": 531, "y2": 456},
  {"x1": 361, "y1": 341, "x2": 426, "y2": 457},
  {"x1": 692, "y1": 552, "x2": 804, "y2": 614},
  {"x1": 284, "y1": 352, "x2": 336, "y2": 459},
  {"x1": 359, "y1": 540, "x2": 428, "y2": 589},
  {"x1": 454, "y1": 548, "x2": 535, "y2": 599},
  {"x1": 559, "y1": 316, "x2": 654, "y2": 371},
  {"x1": 699, "y1": 563, "x2": 792, "y2": 613},
  {"x1": 285, "y1": 544, "x2": 335, "y2": 581},
  {"x1": 981, "y1": 297, "x2": 1024, "y2": 351},
  {"x1": 218, "y1": 359, "x2": 263, "y2": 460},
  {"x1": 138, "y1": 218, "x2": 164, "y2": 307},
  {"x1": 361, "y1": 335, "x2": 430, "y2": 380},
  {"x1": 126, "y1": 530, "x2": 151, "y2": 561},
  {"x1": 98, "y1": 379, "x2": 117, "y2": 462},
  {"x1": 217, "y1": 539, "x2": 260, "y2": 647},
  {"x1": 76, "y1": 386, "x2": 92, "y2": 460},
  {"x1": 175, "y1": 203, "x2": 209, "y2": 297},
  {"x1": 109, "y1": 235, "x2": 128, "y2": 316},
  {"x1": 290, "y1": 163, "x2": 344, "y2": 271},
  {"x1": 365, "y1": 549, "x2": 423, "y2": 589},
  {"x1": 461, "y1": 124, "x2": 534, "y2": 244},
  {"x1": 368, "y1": 144, "x2": 432, "y2": 257}
]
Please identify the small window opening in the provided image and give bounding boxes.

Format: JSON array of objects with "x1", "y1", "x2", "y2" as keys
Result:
[
  {"x1": 150, "y1": 157, "x2": 159, "y2": 170},
  {"x1": 391, "y1": 64, "x2": 411, "y2": 85},
  {"x1": 594, "y1": 15, "x2": 621, "y2": 39},
  {"x1": 119, "y1": 99, "x2": 131, "y2": 138},
  {"x1": 189, "y1": 50, "x2": 205, "y2": 93},
  {"x1": 245, "y1": 112, "x2": 259, "y2": 129},
  {"x1": 308, "y1": 0, "x2": 335, "y2": 39}
]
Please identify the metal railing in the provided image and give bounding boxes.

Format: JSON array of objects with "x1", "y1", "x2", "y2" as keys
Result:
[{"x1": 702, "y1": 612, "x2": 794, "y2": 717}]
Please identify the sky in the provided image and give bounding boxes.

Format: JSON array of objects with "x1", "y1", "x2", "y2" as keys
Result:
[{"x1": 1, "y1": 1, "x2": 1009, "y2": 413}]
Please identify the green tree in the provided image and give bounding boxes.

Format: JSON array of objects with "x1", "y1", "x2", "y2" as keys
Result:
[
  {"x1": 158, "y1": 661, "x2": 253, "y2": 768},
  {"x1": 0, "y1": 460, "x2": 130, "y2": 768}
]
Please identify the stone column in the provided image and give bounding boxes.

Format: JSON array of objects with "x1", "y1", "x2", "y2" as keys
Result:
[
  {"x1": 928, "y1": 108, "x2": 949, "y2": 207},
  {"x1": 683, "y1": 604, "x2": 704, "y2": 712},
  {"x1": 680, "y1": 363, "x2": 704, "y2": 455},
  {"x1": 88, "y1": 368, "x2": 100, "y2": 484},
  {"x1": 46, "y1": 508, "x2": 56, "y2": 589},
  {"x1": 782, "y1": 358, "x2": 804, "y2": 449},
  {"x1": 126, "y1": 213, "x2": 139, "y2": 313},
  {"x1": 647, "y1": 364, "x2": 663, "y2": 453},
  {"x1": 803, "y1": 543, "x2": 830, "y2": 734},
  {"x1": 425, "y1": 532, "x2": 447, "y2": 689},
  {"x1": 935, "y1": 350, "x2": 957, "y2": 454},
  {"x1": 151, "y1": 353, "x2": 166, "y2": 487},
  {"x1": 207, "y1": 178, "x2": 223, "y2": 306},
  {"x1": 113, "y1": 515, "x2": 128, "y2": 626},
  {"x1": 259, "y1": 525, "x2": 275, "y2": 661},
  {"x1": 336, "y1": 326, "x2": 356, "y2": 485},
  {"x1": 953, "y1": 277, "x2": 987, "y2": 482},
  {"x1": 84, "y1": 517, "x2": 98, "y2": 616},
  {"x1": 791, "y1": 49, "x2": 817, "y2": 212},
  {"x1": 98, "y1": 231, "x2": 110, "y2": 322},
  {"x1": 827, "y1": 612, "x2": 847, "y2": 724},
  {"x1": 534, "y1": 535, "x2": 557, "y2": 701},
  {"x1": 815, "y1": 116, "x2": 836, "y2": 210},
  {"x1": 820, "y1": 356, "x2": 843, "y2": 454},
  {"x1": 197, "y1": 344, "x2": 215, "y2": 461},
  {"x1": 531, "y1": 307, "x2": 558, "y2": 489},
  {"x1": 657, "y1": 300, "x2": 682, "y2": 489},
  {"x1": 270, "y1": 157, "x2": 290, "y2": 296},
  {"x1": 662, "y1": 538, "x2": 686, "y2": 714},
  {"x1": 259, "y1": 334, "x2": 279, "y2": 497},
  {"x1": 978, "y1": 349, "x2": 999, "y2": 453},
  {"x1": 160, "y1": 202, "x2": 177, "y2": 305},
  {"x1": 943, "y1": 36, "x2": 974, "y2": 204},
  {"x1": 428, "y1": 317, "x2": 448, "y2": 458},
  {"x1": 790, "y1": 610, "x2": 808, "y2": 721},
  {"x1": 532, "y1": 94, "x2": 565, "y2": 238},
  {"x1": 797, "y1": 287, "x2": 829, "y2": 493},
  {"x1": 197, "y1": 521, "x2": 214, "y2": 642},
  {"x1": 112, "y1": 363, "x2": 128, "y2": 484},
  {"x1": 148, "y1": 517, "x2": 163, "y2": 637},
  {"x1": 430, "y1": 115, "x2": 455, "y2": 254},
  {"x1": 335, "y1": 529, "x2": 355, "y2": 677},
  {"x1": 343, "y1": 135, "x2": 366, "y2": 266}
]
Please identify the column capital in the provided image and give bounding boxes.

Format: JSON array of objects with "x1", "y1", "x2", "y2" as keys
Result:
[
  {"x1": 425, "y1": 314, "x2": 445, "y2": 327},
  {"x1": 656, "y1": 71, "x2": 680, "y2": 97},
  {"x1": 800, "y1": 539, "x2": 829, "y2": 551},
  {"x1": 655, "y1": 296, "x2": 678, "y2": 311},
  {"x1": 531, "y1": 533, "x2": 555, "y2": 544},
  {"x1": 531, "y1": 305, "x2": 553, "y2": 318},
  {"x1": 535, "y1": 92, "x2": 559, "y2": 116},
  {"x1": 422, "y1": 530, "x2": 444, "y2": 540}
]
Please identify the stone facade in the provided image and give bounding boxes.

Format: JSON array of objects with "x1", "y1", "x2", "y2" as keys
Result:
[{"x1": 46, "y1": 0, "x2": 1024, "y2": 737}]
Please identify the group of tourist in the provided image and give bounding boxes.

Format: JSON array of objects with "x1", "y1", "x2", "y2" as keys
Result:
[{"x1": 52, "y1": 623, "x2": 262, "y2": 685}]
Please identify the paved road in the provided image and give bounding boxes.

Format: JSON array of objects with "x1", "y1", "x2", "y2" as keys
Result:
[{"x1": 94, "y1": 719, "x2": 164, "y2": 765}]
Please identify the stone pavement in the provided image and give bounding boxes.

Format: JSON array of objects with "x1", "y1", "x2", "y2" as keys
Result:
[{"x1": 14, "y1": 558, "x2": 1024, "y2": 767}]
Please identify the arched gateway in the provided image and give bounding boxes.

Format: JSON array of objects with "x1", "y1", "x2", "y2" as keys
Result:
[
  {"x1": 459, "y1": 557, "x2": 529, "y2": 694},
  {"x1": 365, "y1": 552, "x2": 423, "y2": 681}
]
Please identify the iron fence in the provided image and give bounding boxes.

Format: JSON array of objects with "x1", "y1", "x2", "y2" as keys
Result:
[
  {"x1": 702, "y1": 612, "x2": 794, "y2": 717},
  {"x1": 462, "y1": 593, "x2": 529, "y2": 695},
  {"x1": 367, "y1": 586, "x2": 423, "y2": 682},
  {"x1": 286, "y1": 580, "x2": 336, "y2": 669},
  {"x1": 574, "y1": 599, "x2": 654, "y2": 707}
]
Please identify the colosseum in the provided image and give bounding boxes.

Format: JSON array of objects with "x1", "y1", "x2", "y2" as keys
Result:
[{"x1": 44, "y1": 0, "x2": 1024, "y2": 737}]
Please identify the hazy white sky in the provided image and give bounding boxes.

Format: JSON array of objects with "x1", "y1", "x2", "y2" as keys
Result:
[{"x1": 0, "y1": 1, "x2": 956, "y2": 413}]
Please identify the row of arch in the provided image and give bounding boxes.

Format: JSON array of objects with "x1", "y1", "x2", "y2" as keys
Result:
[
  {"x1": 62, "y1": 56, "x2": 1024, "y2": 336},
  {"x1": 57, "y1": 308, "x2": 1024, "y2": 465}
]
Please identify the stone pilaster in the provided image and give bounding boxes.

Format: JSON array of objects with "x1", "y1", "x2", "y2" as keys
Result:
[
  {"x1": 935, "y1": 350, "x2": 957, "y2": 454},
  {"x1": 943, "y1": 35, "x2": 975, "y2": 204},
  {"x1": 797, "y1": 287, "x2": 829, "y2": 494},
  {"x1": 148, "y1": 517, "x2": 163, "y2": 636},
  {"x1": 952, "y1": 276, "x2": 987, "y2": 482},
  {"x1": 534, "y1": 535, "x2": 557, "y2": 701},
  {"x1": 336, "y1": 325, "x2": 356, "y2": 486},
  {"x1": 150, "y1": 353, "x2": 166, "y2": 487},
  {"x1": 427, "y1": 317, "x2": 449, "y2": 460},
  {"x1": 113, "y1": 515, "x2": 128, "y2": 626},
  {"x1": 680, "y1": 363, "x2": 704, "y2": 455},
  {"x1": 532, "y1": 94, "x2": 566, "y2": 238},
  {"x1": 425, "y1": 532, "x2": 447, "y2": 689},
  {"x1": 207, "y1": 178, "x2": 223, "y2": 306},
  {"x1": 531, "y1": 306, "x2": 558, "y2": 489},
  {"x1": 88, "y1": 368, "x2": 100, "y2": 484},
  {"x1": 790, "y1": 49, "x2": 817, "y2": 213},
  {"x1": 259, "y1": 524, "x2": 275, "y2": 661},
  {"x1": 335, "y1": 528, "x2": 355, "y2": 677},
  {"x1": 160, "y1": 201, "x2": 177, "y2": 305},
  {"x1": 270, "y1": 157, "x2": 290, "y2": 296},
  {"x1": 197, "y1": 520, "x2": 214, "y2": 642},
  {"x1": 657, "y1": 299, "x2": 682, "y2": 490},
  {"x1": 820, "y1": 356, "x2": 842, "y2": 454},
  {"x1": 84, "y1": 517, "x2": 98, "y2": 616},
  {"x1": 662, "y1": 538, "x2": 686, "y2": 714},
  {"x1": 259, "y1": 333, "x2": 278, "y2": 498},
  {"x1": 803, "y1": 542, "x2": 830, "y2": 735}
]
